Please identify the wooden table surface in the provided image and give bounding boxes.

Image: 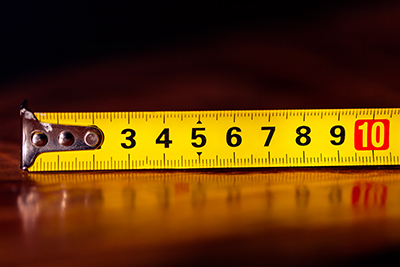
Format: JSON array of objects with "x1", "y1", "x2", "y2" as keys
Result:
[{"x1": 2, "y1": 2, "x2": 400, "y2": 266}]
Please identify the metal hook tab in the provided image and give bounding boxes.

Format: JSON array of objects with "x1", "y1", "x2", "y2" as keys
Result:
[{"x1": 20, "y1": 102, "x2": 104, "y2": 170}]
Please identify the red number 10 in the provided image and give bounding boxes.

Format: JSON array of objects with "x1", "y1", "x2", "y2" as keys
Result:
[{"x1": 354, "y1": 119, "x2": 389, "y2": 150}]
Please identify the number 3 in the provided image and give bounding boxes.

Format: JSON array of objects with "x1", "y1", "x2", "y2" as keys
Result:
[{"x1": 121, "y1": 129, "x2": 136, "y2": 149}]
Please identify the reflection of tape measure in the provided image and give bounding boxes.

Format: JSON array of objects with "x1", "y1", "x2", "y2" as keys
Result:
[
  {"x1": 28, "y1": 170, "x2": 400, "y2": 184},
  {"x1": 21, "y1": 101, "x2": 400, "y2": 172}
]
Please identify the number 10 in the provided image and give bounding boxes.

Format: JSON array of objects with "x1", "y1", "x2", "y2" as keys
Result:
[{"x1": 354, "y1": 119, "x2": 389, "y2": 150}]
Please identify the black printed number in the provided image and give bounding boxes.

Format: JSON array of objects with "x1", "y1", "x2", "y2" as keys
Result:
[
  {"x1": 261, "y1": 127, "x2": 276, "y2": 147},
  {"x1": 296, "y1": 126, "x2": 311, "y2": 146},
  {"x1": 330, "y1": 125, "x2": 345, "y2": 145},
  {"x1": 192, "y1": 128, "x2": 206, "y2": 148},
  {"x1": 156, "y1": 128, "x2": 172, "y2": 148},
  {"x1": 121, "y1": 129, "x2": 136, "y2": 149},
  {"x1": 226, "y1": 127, "x2": 242, "y2": 147}
]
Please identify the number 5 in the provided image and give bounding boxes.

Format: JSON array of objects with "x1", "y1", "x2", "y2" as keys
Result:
[{"x1": 191, "y1": 128, "x2": 206, "y2": 148}]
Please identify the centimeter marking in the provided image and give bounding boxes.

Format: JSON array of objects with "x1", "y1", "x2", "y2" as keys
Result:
[{"x1": 30, "y1": 108, "x2": 400, "y2": 172}]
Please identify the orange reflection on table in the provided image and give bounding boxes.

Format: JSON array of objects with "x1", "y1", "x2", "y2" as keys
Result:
[{"x1": 7, "y1": 170, "x2": 400, "y2": 266}]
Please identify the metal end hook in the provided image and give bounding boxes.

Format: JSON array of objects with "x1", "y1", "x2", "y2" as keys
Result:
[{"x1": 20, "y1": 102, "x2": 104, "y2": 171}]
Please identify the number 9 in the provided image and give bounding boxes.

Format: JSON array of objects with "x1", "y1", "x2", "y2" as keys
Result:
[{"x1": 330, "y1": 125, "x2": 345, "y2": 145}]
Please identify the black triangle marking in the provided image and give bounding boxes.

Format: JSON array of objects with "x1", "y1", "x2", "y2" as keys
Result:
[
  {"x1": 197, "y1": 120, "x2": 202, "y2": 124},
  {"x1": 197, "y1": 152, "x2": 202, "y2": 156}
]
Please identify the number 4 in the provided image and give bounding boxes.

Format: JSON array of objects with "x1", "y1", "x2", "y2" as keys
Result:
[
  {"x1": 156, "y1": 128, "x2": 173, "y2": 148},
  {"x1": 261, "y1": 127, "x2": 275, "y2": 147}
]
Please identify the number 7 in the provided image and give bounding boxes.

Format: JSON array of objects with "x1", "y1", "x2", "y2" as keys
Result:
[{"x1": 261, "y1": 127, "x2": 276, "y2": 147}]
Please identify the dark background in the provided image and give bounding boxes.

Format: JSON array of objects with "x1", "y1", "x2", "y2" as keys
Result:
[{"x1": 2, "y1": 1, "x2": 377, "y2": 84}]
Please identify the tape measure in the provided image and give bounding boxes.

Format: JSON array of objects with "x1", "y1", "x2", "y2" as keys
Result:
[{"x1": 20, "y1": 102, "x2": 400, "y2": 172}]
